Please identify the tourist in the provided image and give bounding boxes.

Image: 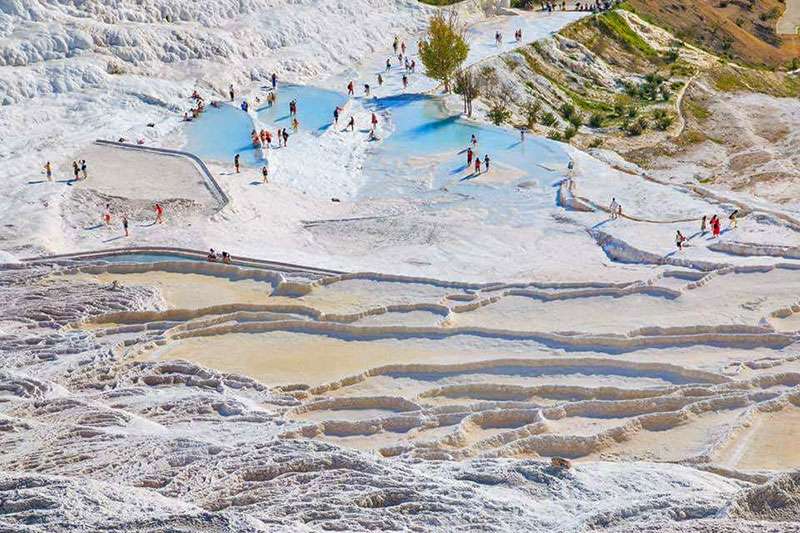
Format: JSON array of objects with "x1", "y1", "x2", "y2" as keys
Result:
[
  {"x1": 371, "y1": 112, "x2": 379, "y2": 132},
  {"x1": 474, "y1": 157, "x2": 481, "y2": 174},
  {"x1": 495, "y1": 31, "x2": 502, "y2": 47},
  {"x1": 393, "y1": 36, "x2": 399, "y2": 54},
  {"x1": 347, "y1": 116, "x2": 355, "y2": 132},
  {"x1": 377, "y1": 73, "x2": 383, "y2": 86},
  {"x1": 44, "y1": 161, "x2": 52, "y2": 181},
  {"x1": 675, "y1": 230, "x2": 686, "y2": 251},
  {"x1": 334, "y1": 106, "x2": 340, "y2": 125},
  {"x1": 471, "y1": 134, "x2": 478, "y2": 148},
  {"x1": 222, "y1": 251, "x2": 232, "y2": 264},
  {"x1": 364, "y1": 84, "x2": 370, "y2": 97},
  {"x1": 241, "y1": 100, "x2": 249, "y2": 112},
  {"x1": 292, "y1": 117, "x2": 299, "y2": 131},
  {"x1": 402, "y1": 74, "x2": 408, "y2": 89},
  {"x1": 401, "y1": 41, "x2": 406, "y2": 55},
  {"x1": 262, "y1": 163, "x2": 269, "y2": 183},
  {"x1": 711, "y1": 215, "x2": 721, "y2": 237},
  {"x1": 102, "y1": 203, "x2": 111, "y2": 226},
  {"x1": 467, "y1": 147, "x2": 473, "y2": 166},
  {"x1": 154, "y1": 203, "x2": 164, "y2": 224},
  {"x1": 520, "y1": 128, "x2": 526, "y2": 142},
  {"x1": 122, "y1": 215, "x2": 129, "y2": 237},
  {"x1": 271, "y1": 73, "x2": 277, "y2": 90},
  {"x1": 282, "y1": 128, "x2": 289, "y2": 146},
  {"x1": 609, "y1": 198, "x2": 619, "y2": 219},
  {"x1": 234, "y1": 154, "x2": 240, "y2": 173},
  {"x1": 386, "y1": 58, "x2": 391, "y2": 72},
  {"x1": 410, "y1": 59, "x2": 416, "y2": 73},
  {"x1": 229, "y1": 84, "x2": 235, "y2": 101},
  {"x1": 700, "y1": 215, "x2": 708, "y2": 235},
  {"x1": 729, "y1": 209, "x2": 739, "y2": 229},
  {"x1": 207, "y1": 248, "x2": 217, "y2": 262},
  {"x1": 484, "y1": 154, "x2": 491, "y2": 172},
  {"x1": 80, "y1": 160, "x2": 87, "y2": 180},
  {"x1": 347, "y1": 81, "x2": 354, "y2": 96}
]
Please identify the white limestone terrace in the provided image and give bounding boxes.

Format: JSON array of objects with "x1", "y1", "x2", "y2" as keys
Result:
[{"x1": 3, "y1": 254, "x2": 800, "y2": 531}]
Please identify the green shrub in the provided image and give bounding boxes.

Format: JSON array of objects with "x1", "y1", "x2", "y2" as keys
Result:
[
  {"x1": 541, "y1": 111, "x2": 557, "y2": 127},
  {"x1": 564, "y1": 125, "x2": 578, "y2": 140},
  {"x1": 625, "y1": 116, "x2": 648, "y2": 136},
  {"x1": 588, "y1": 113, "x2": 605, "y2": 128},
  {"x1": 547, "y1": 129, "x2": 563, "y2": 141},
  {"x1": 487, "y1": 104, "x2": 512, "y2": 125},
  {"x1": 523, "y1": 100, "x2": 541, "y2": 128},
  {"x1": 560, "y1": 102, "x2": 576, "y2": 119}
]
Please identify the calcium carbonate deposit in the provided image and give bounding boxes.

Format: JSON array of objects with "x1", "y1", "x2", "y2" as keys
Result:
[{"x1": 2, "y1": 0, "x2": 800, "y2": 531}]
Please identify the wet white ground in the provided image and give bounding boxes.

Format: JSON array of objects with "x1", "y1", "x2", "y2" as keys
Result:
[{"x1": 3, "y1": 1, "x2": 800, "y2": 531}]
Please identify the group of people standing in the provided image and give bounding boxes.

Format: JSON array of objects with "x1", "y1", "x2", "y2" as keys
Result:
[
  {"x1": 540, "y1": 0, "x2": 615, "y2": 11},
  {"x1": 466, "y1": 135, "x2": 491, "y2": 175},
  {"x1": 677, "y1": 212, "x2": 737, "y2": 250},
  {"x1": 72, "y1": 160, "x2": 88, "y2": 181},
  {"x1": 250, "y1": 127, "x2": 290, "y2": 151},
  {"x1": 100, "y1": 202, "x2": 164, "y2": 238}
]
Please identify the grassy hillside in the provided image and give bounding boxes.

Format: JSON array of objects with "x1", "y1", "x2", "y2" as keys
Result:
[{"x1": 620, "y1": 0, "x2": 799, "y2": 68}]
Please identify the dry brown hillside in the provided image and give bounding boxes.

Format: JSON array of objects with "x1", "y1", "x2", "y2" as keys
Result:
[{"x1": 622, "y1": 0, "x2": 799, "y2": 67}]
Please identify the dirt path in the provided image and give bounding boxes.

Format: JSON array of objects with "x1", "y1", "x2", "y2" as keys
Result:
[
  {"x1": 777, "y1": 0, "x2": 800, "y2": 34},
  {"x1": 673, "y1": 74, "x2": 698, "y2": 138}
]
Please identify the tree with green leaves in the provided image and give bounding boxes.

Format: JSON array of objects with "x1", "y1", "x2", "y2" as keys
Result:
[{"x1": 418, "y1": 11, "x2": 469, "y2": 92}]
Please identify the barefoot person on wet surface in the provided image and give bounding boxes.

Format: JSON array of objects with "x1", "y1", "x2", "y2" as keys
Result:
[{"x1": 234, "y1": 154, "x2": 240, "y2": 173}]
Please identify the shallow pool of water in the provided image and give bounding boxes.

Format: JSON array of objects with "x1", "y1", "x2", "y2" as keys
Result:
[
  {"x1": 256, "y1": 84, "x2": 347, "y2": 134},
  {"x1": 183, "y1": 104, "x2": 258, "y2": 165},
  {"x1": 369, "y1": 94, "x2": 566, "y2": 170},
  {"x1": 182, "y1": 85, "x2": 570, "y2": 194}
]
